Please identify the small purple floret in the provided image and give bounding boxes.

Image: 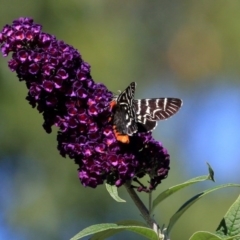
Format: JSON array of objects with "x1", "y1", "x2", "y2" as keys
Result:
[{"x1": 0, "y1": 17, "x2": 170, "y2": 191}]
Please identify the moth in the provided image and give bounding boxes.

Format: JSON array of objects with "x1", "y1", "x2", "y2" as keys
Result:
[{"x1": 111, "y1": 82, "x2": 182, "y2": 143}]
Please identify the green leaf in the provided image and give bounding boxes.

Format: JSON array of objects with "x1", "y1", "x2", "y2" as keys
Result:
[
  {"x1": 225, "y1": 236, "x2": 240, "y2": 240},
  {"x1": 189, "y1": 231, "x2": 222, "y2": 240},
  {"x1": 216, "y1": 195, "x2": 240, "y2": 239},
  {"x1": 152, "y1": 163, "x2": 215, "y2": 213},
  {"x1": 190, "y1": 232, "x2": 240, "y2": 240},
  {"x1": 105, "y1": 183, "x2": 126, "y2": 202},
  {"x1": 70, "y1": 222, "x2": 159, "y2": 240},
  {"x1": 167, "y1": 183, "x2": 240, "y2": 235},
  {"x1": 90, "y1": 220, "x2": 148, "y2": 240},
  {"x1": 206, "y1": 162, "x2": 215, "y2": 182},
  {"x1": 152, "y1": 176, "x2": 210, "y2": 213}
]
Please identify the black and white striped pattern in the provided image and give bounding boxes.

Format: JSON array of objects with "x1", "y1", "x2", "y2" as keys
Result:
[{"x1": 113, "y1": 82, "x2": 182, "y2": 135}]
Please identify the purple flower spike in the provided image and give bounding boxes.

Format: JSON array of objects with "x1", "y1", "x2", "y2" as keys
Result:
[{"x1": 0, "y1": 17, "x2": 170, "y2": 192}]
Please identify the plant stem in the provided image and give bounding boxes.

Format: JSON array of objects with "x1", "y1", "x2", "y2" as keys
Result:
[
  {"x1": 149, "y1": 191, "x2": 152, "y2": 214},
  {"x1": 124, "y1": 181, "x2": 156, "y2": 228}
]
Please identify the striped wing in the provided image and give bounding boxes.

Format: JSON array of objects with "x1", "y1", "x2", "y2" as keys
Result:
[
  {"x1": 134, "y1": 98, "x2": 182, "y2": 132},
  {"x1": 117, "y1": 82, "x2": 136, "y2": 106},
  {"x1": 114, "y1": 82, "x2": 138, "y2": 135}
]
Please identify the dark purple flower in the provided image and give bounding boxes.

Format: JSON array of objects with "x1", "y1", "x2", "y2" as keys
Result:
[{"x1": 0, "y1": 17, "x2": 170, "y2": 191}]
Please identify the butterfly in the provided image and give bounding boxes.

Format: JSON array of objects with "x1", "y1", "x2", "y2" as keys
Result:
[{"x1": 111, "y1": 82, "x2": 182, "y2": 143}]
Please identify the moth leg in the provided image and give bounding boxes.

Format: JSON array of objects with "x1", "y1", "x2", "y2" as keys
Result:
[
  {"x1": 109, "y1": 100, "x2": 117, "y2": 110},
  {"x1": 108, "y1": 101, "x2": 117, "y2": 122}
]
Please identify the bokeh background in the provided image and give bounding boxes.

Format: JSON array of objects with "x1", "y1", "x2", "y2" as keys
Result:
[{"x1": 1, "y1": 1, "x2": 240, "y2": 239}]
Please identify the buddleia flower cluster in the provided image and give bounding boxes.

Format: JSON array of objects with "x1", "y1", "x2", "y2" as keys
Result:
[{"x1": 0, "y1": 17, "x2": 170, "y2": 192}]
